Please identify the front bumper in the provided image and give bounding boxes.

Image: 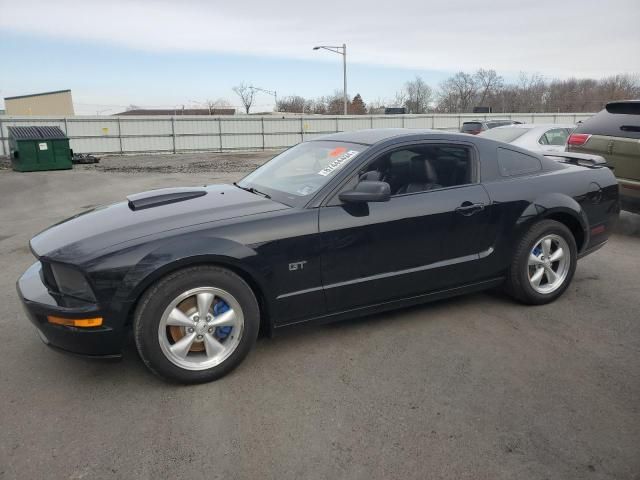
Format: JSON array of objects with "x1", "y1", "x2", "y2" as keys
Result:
[{"x1": 17, "y1": 262, "x2": 124, "y2": 358}]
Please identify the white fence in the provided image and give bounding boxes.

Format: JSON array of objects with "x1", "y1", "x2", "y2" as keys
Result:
[{"x1": 0, "y1": 113, "x2": 594, "y2": 156}]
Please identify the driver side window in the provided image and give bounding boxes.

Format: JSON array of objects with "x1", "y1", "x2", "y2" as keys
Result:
[
  {"x1": 329, "y1": 143, "x2": 475, "y2": 205},
  {"x1": 358, "y1": 144, "x2": 474, "y2": 196}
]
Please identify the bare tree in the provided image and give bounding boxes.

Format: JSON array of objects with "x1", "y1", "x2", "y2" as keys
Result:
[
  {"x1": 437, "y1": 72, "x2": 478, "y2": 113},
  {"x1": 327, "y1": 97, "x2": 346, "y2": 115},
  {"x1": 232, "y1": 83, "x2": 256, "y2": 114},
  {"x1": 310, "y1": 97, "x2": 328, "y2": 114},
  {"x1": 596, "y1": 74, "x2": 640, "y2": 106},
  {"x1": 276, "y1": 95, "x2": 307, "y2": 113},
  {"x1": 367, "y1": 97, "x2": 386, "y2": 114},
  {"x1": 403, "y1": 76, "x2": 432, "y2": 113},
  {"x1": 515, "y1": 73, "x2": 547, "y2": 112},
  {"x1": 475, "y1": 69, "x2": 503, "y2": 107},
  {"x1": 325, "y1": 90, "x2": 349, "y2": 115},
  {"x1": 204, "y1": 98, "x2": 231, "y2": 114}
]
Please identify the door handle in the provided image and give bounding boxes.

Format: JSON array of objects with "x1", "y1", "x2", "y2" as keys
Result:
[{"x1": 455, "y1": 202, "x2": 485, "y2": 216}]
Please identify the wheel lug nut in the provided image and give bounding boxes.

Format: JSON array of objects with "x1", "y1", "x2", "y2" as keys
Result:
[
  {"x1": 208, "y1": 327, "x2": 213, "y2": 333},
  {"x1": 187, "y1": 327, "x2": 194, "y2": 333},
  {"x1": 194, "y1": 316, "x2": 199, "y2": 321},
  {"x1": 197, "y1": 334, "x2": 203, "y2": 340}
]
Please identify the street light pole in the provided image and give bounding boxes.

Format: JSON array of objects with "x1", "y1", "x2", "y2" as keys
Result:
[
  {"x1": 313, "y1": 44, "x2": 348, "y2": 115},
  {"x1": 342, "y1": 43, "x2": 347, "y2": 115},
  {"x1": 250, "y1": 86, "x2": 278, "y2": 112}
]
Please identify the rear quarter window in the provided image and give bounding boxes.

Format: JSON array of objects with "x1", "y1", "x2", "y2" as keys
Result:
[
  {"x1": 576, "y1": 105, "x2": 640, "y2": 140},
  {"x1": 497, "y1": 147, "x2": 542, "y2": 177}
]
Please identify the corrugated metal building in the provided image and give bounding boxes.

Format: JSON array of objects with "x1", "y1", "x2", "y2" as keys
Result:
[{"x1": 4, "y1": 90, "x2": 74, "y2": 116}]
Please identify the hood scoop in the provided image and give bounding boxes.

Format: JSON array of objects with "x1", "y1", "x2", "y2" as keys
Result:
[{"x1": 127, "y1": 187, "x2": 207, "y2": 211}]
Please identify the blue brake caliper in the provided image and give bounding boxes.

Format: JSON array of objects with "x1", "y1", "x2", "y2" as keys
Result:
[
  {"x1": 213, "y1": 299, "x2": 232, "y2": 340},
  {"x1": 532, "y1": 246, "x2": 542, "y2": 257}
]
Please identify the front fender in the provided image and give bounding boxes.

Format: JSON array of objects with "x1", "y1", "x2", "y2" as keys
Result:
[{"x1": 105, "y1": 234, "x2": 269, "y2": 323}]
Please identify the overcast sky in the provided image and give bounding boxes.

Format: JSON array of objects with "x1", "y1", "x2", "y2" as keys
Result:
[{"x1": 1, "y1": 0, "x2": 639, "y2": 113}]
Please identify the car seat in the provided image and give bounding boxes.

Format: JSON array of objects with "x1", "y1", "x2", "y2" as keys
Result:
[{"x1": 395, "y1": 156, "x2": 442, "y2": 194}]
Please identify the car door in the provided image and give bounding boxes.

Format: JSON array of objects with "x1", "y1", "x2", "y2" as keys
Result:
[{"x1": 318, "y1": 142, "x2": 493, "y2": 313}]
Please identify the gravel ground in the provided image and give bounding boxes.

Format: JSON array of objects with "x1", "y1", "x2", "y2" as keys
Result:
[
  {"x1": 76, "y1": 151, "x2": 279, "y2": 174},
  {"x1": 0, "y1": 153, "x2": 639, "y2": 480},
  {"x1": 0, "y1": 156, "x2": 10, "y2": 170}
]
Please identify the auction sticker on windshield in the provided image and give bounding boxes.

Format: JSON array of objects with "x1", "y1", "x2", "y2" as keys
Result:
[{"x1": 318, "y1": 149, "x2": 360, "y2": 176}]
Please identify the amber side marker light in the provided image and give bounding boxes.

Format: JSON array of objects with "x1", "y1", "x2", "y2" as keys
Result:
[{"x1": 47, "y1": 316, "x2": 103, "y2": 328}]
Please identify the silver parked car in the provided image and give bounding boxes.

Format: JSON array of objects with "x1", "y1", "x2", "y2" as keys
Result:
[{"x1": 479, "y1": 123, "x2": 575, "y2": 153}]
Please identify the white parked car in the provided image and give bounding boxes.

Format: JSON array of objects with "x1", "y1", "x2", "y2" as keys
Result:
[{"x1": 479, "y1": 123, "x2": 575, "y2": 153}]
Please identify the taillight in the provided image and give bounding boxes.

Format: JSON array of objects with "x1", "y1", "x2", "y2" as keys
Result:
[{"x1": 567, "y1": 133, "x2": 591, "y2": 146}]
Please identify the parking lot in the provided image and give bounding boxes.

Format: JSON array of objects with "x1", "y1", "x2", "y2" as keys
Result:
[{"x1": 0, "y1": 152, "x2": 639, "y2": 480}]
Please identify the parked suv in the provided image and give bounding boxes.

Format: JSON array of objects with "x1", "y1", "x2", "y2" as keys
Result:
[
  {"x1": 567, "y1": 100, "x2": 640, "y2": 213},
  {"x1": 460, "y1": 119, "x2": 521, "y2": 135}
]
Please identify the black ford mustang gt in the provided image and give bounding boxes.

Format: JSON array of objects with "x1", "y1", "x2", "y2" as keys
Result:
[{"x1": 17, "y1": 129, "x2": 619, "y2": 383}]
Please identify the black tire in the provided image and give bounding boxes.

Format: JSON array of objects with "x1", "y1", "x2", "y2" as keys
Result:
[
  {"x1": 505, "y1": 219, "x2": 577, "y2": 305},
  {"x1": 133, "y1": 265, "x2": 260, "y2": 384}
]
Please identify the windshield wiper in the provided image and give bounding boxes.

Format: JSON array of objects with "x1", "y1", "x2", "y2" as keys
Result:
[{"x1": 233, "y1": 182, "x2": 271, "y2": 199}]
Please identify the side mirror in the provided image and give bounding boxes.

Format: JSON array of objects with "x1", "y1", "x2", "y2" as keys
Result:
[{"x1": 339, "y1": 180, "x2": 391, "y2": 203}]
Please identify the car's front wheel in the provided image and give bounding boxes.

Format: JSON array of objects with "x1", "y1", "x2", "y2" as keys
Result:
[
  {"x1": 133, "y1": 265, "x2": 260, "y2": 383},
  {"x1": 506, "y1": 219, "x2": 577, "y2": 305}
]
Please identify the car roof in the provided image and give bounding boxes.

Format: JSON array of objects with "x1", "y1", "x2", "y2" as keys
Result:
[
  {"x1": 492, "y1": 123, "x2": 575, "y2": 130},
  {"x1": 607, "y1": 99, "x2": 640, "y2": 105},
  {"x1": 313, "y1": 128, "x2": 450, "y2": 145}
]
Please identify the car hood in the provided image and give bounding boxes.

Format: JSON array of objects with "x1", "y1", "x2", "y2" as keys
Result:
[{"x1": 30, "y1": 184, "x2": 289, "y2": 260}]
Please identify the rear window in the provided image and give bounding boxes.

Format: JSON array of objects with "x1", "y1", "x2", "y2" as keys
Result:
[
  {"x1": 486, "y1": 121, "x2": 513, "y2": 129},
  {"x1": 462, "y1": 122, "x2": 483, "y2": 132},
  {"x1": 606, "y1": 102, "x2": 640, "y2": 115},
  {"x1": 497, "y1": 147, "x2": 542, "y2": 177},
  {"x1": 480, "y1": 127, "x2": 528, "y2": 143},
  {"x1": 575, "y1": 103, "x2": 640, "y2": 140}
]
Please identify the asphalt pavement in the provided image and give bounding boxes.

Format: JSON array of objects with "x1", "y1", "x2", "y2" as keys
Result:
[{"x1": 0, "y1": 152, "x2": 638, "y2": 480}]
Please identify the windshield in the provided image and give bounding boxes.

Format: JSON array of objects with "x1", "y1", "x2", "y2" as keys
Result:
[
  {"x1": 480, "y1": 127, "x2": 529, "y2": 143},
  {"x1": 238, "y1": 141, "x2": 367, "y2": 206}
]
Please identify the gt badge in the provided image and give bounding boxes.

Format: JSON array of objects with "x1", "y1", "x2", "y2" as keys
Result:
[{"x1": 289, "y1": 261, "x2": 307, "y2": 271}]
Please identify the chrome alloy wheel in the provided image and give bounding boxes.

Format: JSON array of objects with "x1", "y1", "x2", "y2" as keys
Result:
[
  {"x1": 158, "y1": 287, "x2": 244, "y2": 370},
  {"x1": 527, "y1": 234, "x2": 571, "y2": 294}
]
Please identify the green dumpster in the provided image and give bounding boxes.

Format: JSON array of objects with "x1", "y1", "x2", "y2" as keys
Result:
[{"x1": 7, "y1": 126, "x2": 72, "y2": 172}]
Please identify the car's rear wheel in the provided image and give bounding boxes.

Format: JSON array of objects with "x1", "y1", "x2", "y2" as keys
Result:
[
  {"x1": 133, "y1": 265, "x2": 260, "y2": 383},
  {"x1": 506, "y1": 220, "x2": 577, "y2": 305}
]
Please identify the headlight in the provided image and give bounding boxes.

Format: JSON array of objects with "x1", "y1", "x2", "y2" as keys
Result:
[{"x1": 49, "y1": 263, "x2": 96, "y2": 302}]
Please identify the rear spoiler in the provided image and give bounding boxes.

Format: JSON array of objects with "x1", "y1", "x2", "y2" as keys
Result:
[{"x1": 542, "y1": 152, "x2": 608, "y2": 168}]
